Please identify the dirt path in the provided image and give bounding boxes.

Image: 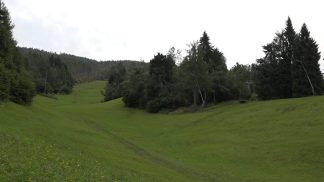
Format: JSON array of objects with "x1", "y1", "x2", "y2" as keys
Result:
[{"x1": 82, "y1": 119, "x2": 218, "y2": 181}]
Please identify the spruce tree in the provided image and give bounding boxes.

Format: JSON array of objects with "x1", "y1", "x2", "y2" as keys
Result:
[
  {"x1": 0, "y1": 2, "x2": 13, "y2": 101},
  {"x1": 197, "y1": 32, "x2": 230, "y2": 104},
  {"x1": 0, "y1": 1, "x2": 35, "y2": 104},
  {"x1": 277, "y1": 17, "x2": 296, "y2": 98},
  {"x1": 255, "y1": 18, "x2": 299, "y2": 100},
  {"x1": 254, "y1": 39, "x2": 281, "y2": 100},
  {"x1": 0, "y1": 1, "x2": 15, "y2": 68},
  {"x1": 292, "y1": 24, "x2": 323, "y2": 96},
  {"x1": 198, "y1": 32, "x2": 213, "y2": 72}
]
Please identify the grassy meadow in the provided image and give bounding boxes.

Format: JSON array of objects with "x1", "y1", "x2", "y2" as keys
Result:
[{"x1": 0, "y1": 81, "x2": 324, "y2": 181}]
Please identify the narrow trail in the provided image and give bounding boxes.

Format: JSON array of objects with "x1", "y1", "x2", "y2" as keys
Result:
[{"x1": 82, "y1": 119, "x2": 218, "y2": 182}]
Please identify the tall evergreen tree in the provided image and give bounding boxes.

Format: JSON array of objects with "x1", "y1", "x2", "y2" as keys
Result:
[
  {"x1": 254, "y1": 39, "x2": 281, "y2": 100},
  {"x1": 0, "y1": 1, "x2": 35, "y2": 104},
  {"x1": 197, "y1": 32, "x2": 231, "y2": 104},
  {"x1": 292, "y1": 24, "x2": 323, "y2": 96},
  {"x1": 0, "y1": 1, "x2": 15, "y2": 67},
  {"x1": 0, "y1": 63, "x2": 9, "y2": 100},
  {"x1": 277, "y1": 17, "x2": 296, "y2": 98},
  {"x1": 198, "y1": 31, "x2": 214, "y2": 73},
  {"x1": 255, "y1": 18, "x2": 298, "y2": 100}
]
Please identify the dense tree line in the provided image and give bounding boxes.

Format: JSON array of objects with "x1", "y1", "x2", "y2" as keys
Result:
[
  {"x1": 0, "y1": 2, "x2": 35, "y2": 104},
  {"x1": 253, "y1": 18, "x2": 323, "y2": 99},
  {"x1": 60, "y1": 53, "x2": 146, "y2": 82},
  {"x1": 22, "y1": 49, "x2": 75, "y2": 94},
  {"x1": 19, "y1": 48, "x2": 146, "y2": 95},
  {"x1": 19, "y1": 48, "x2": 146, "y2": 83},
  {"x1": 105, "y1": 32, "x2": 250, "y2": 112},
  {"x1": 104, "y1": 19, "x2": 323, "y2": 112}
]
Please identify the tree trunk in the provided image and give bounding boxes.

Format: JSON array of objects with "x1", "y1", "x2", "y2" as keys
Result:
[
  {"x1": 202, "y1": 92, "x2": 207, "y2": 107},
  {"x1": 197, "y1": 87, "x2": 207, "y2": 108},
  {"x1": 299, "y1": 61, "x2": 315, "y2": 96},
  {"x1": 194, "y1": 77, "x2": 207, "y2": 107}
]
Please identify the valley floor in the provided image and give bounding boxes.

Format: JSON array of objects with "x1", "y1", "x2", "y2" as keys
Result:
[{"x1": 1, "y1": 81, "x2": 324, "y2": 181}]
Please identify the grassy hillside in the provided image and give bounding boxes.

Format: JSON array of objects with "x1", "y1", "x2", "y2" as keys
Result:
[{"x1": 1, "y1": 81, "x2": 324, "y2": 181}]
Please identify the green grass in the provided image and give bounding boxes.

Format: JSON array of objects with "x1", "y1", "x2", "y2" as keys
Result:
[{"x1": 1, "y1": 81, "x2": 324, "y2": 181}]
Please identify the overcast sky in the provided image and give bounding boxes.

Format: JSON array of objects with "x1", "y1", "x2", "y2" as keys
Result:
[{"x1": 4, "y1": 0, "x2": 324, "y2": 69}]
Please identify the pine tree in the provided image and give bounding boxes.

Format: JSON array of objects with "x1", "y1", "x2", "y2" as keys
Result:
[
  {"x1": 292, "y1": 24, "x2": 323, "y2": 96},
  {"x1": 254, "y1": 40, "x2": 281, "y2": 100},
  {"x1": 0, "y1": 1, "x2": 35, "y2": 104},
  {"x1": 198, "y1": 31, "x2": 214, "y2": 73},
  {"x1": 277, "y1": 17, "x2": 296, "y2": 98},
  {"x1": 255, "y1": 18, "x2": 299, "y2": 100},
  {"x1": 197, "y1": 32, "x2": 231, "y2": 104},
  {"x1": 0, "y1": 1, "x2": 15, "y2": 68}
]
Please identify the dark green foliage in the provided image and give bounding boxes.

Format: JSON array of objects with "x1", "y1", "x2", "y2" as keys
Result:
[
  {"x1": 254, "y1": 30, "x2": 295, "y2": 100},
  {"x1": 0, "y1": 1, "x2": 35, "y2": 104},
  {"x1": 19, "y1": 48, "x2": 146, "y2": 83},
  {"x1": 145, "y1": 99, "x2": 161, "y2": 113},
  {"x1": 180, "y1": 42, "x2": 211, "y2": 106},
  {"x1": 18, "y1": 48, "x2": 146, "y2": 96},
  {"x1": 0, "y1": 63, "x2": 9, "y2": 100},
  {"x1": 9, "y1": 71, "x2": 35, "y2": 104},
  {"x1": 144, "y1": 53, "x2": 177, "y2": 112},
  {"x1": 23, "y1": 51, "x2": 74, "y2": 94},
  {"x1": 59, "y1": 53, "x2": 102, "y2": 82},
  {"x1": 229, "y1": 63, "x2": 252, "y2": 100},
  {"x1": 292, "y1": 24, "x2": 324, "y2": 96},
  {"x1": 254, "y1": 40, "x2": 282, "y2": 100},
  {"x1": 199, "y1": 32, "x2": 214, "y2": 73},
  {"x1": 255, "y1": 19, "x2": 324, "y2": 99},
  {"x1": 146, "y1": 53, "x2": 175, "y2": 100},
  {"x1": 60, "y1": 54, "x2": 145, "y2": 82},
  {"x1": 275, "y1": 17, "x2": 296, "y2": 98},
  {"x1": 254, "y1": 18, "x2": 323, "y2": 100},
  {"x1": 120, "y1": 53, "x2": 179, "y2": 112},
  {"x1": 199, "y1": 32, "x2": 232, "y2": 105},
  {"x1": 179, "y1": 32, "x2": 233, "y2": 107},
  {"x1": 120, "y1": 32, "x2": 236, "y2": 112},
  {"x1": 103, "y1": 63, "x2": 126, "y2": 101},
  {"x1": 47, "y1": 55, "x2": 74, "y2": 94},
  {"x1": 277, "y1": 17, "x2": 296, "y2": 98},
  {"x1": 122, "y1": 68, "x2": 148, "y2": 108}
]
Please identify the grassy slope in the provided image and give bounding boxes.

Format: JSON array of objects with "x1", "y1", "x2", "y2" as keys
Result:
[{"x1": 1, "y1": 81, "x2": 324, "y2": 181}]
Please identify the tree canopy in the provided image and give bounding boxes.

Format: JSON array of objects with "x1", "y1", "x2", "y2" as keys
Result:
[
  {"x1": 0, "y1": 1, "x2": 35, "y2": 104},
  {"x1": 254, "y1": 18, "x2": 323, "y2": 100}
]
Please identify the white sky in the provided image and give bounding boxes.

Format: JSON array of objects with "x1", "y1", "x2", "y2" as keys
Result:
[{"x1": 4, "y1": 0, "x2": 324, "y2": 69}]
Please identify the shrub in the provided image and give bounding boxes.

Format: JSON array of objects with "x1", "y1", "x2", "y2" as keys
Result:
[
  {"x1": 9, "y1": 72, "x2": 35, "y2": 105},
  {"x1": 146, "y1": 99, "x2": 161, "y2": 113},
  {"x1": 0, "y1": 63, "x2": 10, "y2": 101}
]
